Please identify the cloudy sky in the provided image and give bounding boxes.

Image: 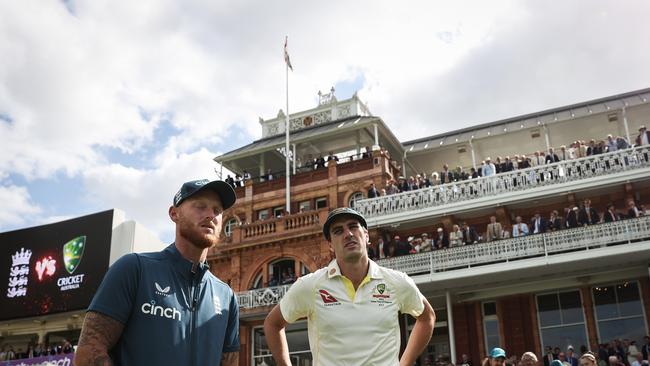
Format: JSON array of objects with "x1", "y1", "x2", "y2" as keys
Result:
[{"x1": 1, "y1": 0, "x2": 649, "y2": 243}]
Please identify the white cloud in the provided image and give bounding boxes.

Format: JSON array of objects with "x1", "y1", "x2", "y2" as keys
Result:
[
  {"x1": 82, "y1": 147, "x2": 221, "y2": 242},
  {"x1": 1, "y1": 0, "x2": 650, "y2": 237},
  {"x1": 0, "y1": 184, "x2": 43, "y2": 228}
]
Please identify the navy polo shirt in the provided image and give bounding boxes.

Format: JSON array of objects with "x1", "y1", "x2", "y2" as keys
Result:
[{"x1": 88, "y1": 244, "x2": 239, "y2": 366}]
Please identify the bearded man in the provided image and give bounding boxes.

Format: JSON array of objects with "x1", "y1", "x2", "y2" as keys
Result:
[{"x1": 74, "y1": 179, "x2": 239, "y2": 366}]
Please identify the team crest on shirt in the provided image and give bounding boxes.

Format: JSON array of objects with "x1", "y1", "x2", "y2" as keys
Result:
[
  {"x1": 371, "y1": 283, "x2": 392, "y2": 305},
  {"x1": 213, "y1": 295, "x2": 222, "y2": 315},
  {"x1": 318, "y1": 289, "x2": 340, "y2": 306}
]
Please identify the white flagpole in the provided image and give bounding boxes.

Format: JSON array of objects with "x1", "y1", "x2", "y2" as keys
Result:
[{"x1": 285, "y1": 41, "x2": 291, "y2": 214}]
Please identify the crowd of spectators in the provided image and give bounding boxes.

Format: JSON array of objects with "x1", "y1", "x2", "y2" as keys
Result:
[
  {"x1": 371, "y1": 126, "x2": 650, "y2": 197},
  {"x1": 367, "y1": 197, "x2": 647, "y2": 260},
  {"x1": 0, "y1": 340, "x2": 74, "y2": 361}
]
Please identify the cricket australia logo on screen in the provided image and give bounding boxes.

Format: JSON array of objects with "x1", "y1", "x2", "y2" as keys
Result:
[{"x1": 57, "y1": 236, "x2": 86, "y2": 292}]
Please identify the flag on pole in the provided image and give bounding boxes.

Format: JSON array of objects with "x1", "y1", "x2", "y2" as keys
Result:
[{"x1": 284, "y1": 36, "x2": 293, "y2": 71}]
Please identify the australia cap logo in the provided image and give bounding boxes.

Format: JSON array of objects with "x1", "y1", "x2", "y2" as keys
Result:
[{"x1": 63, "y1": 236, "x2": 85, "y2": 274}]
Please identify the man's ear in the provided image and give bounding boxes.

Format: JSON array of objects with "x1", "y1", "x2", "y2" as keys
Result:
[{"x1": 169, "y1": 206, "x2": 179, "y2": 223}]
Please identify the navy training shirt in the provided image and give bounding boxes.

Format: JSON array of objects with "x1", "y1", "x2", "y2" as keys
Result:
[{"x1": 88, "y1": 243, "x2": 240, "y2": 366}]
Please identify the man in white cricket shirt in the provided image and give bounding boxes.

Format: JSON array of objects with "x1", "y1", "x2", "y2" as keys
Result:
[{"x1": 264, "y1": 207, "x2": 436, "y2": 365}]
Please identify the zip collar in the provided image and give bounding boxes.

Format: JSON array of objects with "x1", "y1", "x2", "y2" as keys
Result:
[{"x1": 164, "y1": 243, "x2": 210, "y2": 282}]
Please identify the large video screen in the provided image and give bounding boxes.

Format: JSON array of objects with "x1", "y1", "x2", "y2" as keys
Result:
[{"x1": 0, "y1": 210, "x2": 114, "y2": 321}]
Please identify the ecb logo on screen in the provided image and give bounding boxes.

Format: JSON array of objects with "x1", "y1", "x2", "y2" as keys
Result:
[{"x1": 58, "y1": 236, "x2": 87, "y2": 291}]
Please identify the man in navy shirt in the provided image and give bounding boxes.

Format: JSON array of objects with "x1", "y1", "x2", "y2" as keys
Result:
[{"x1": 75, "y1": 179, "x2": 240, "y2": 366}]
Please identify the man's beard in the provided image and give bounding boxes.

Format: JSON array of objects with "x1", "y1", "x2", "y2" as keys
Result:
[{"x1": 178, "y1": 216, "x2": 220, "y2": 249}]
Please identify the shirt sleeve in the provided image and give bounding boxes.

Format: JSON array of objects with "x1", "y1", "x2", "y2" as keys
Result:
[
  {"x1": 223, "y1": 290, "x2": 240, "y2": 352},
  {"x1": 396, "y1": 272, "x2": 425, "y2": 317},
  {"x1": 87, "y1": 253, "x2": 140, "y2": 324},
  {"x1": 279, "y1": 276, "x2": 313, "y2": 323}
]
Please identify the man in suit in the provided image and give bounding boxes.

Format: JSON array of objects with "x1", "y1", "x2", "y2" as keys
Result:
[
  {"x1": 440, "y1": 164, "x2": 454, "y2": 184},
  {"x1": 566, "y1": 207, "x2": 579, "y2": 228},
  {"x1": 578, "y1": 199, "x2": 599, "y2": 226},
  {"x1": 548, "y1": 210, "x2": 562, "y2": 231},
  {"x1": 603, "y1": 203, "x2": 620, "y2": 222},
  {"x1": 367, "y1": 183, "x2": 380, "y2": 198},
  {"x1": 461, "y1": 222, "x2": 479, "y2": 244},
  {"x1": 543, "y1": 346, "x2": 556, "y2": 366},
  {"x1": 433, "y1": 228, "x2": 449, "y2": 249},
  {"x1": 486, "y1": 216, "x2": 503, "y2": 242},
  {"x1": 545, "y1": 148, "x2": 560, "y2": 164},
  {"x1": 530, "y1": 212, "x2": 547, "y2": 234},
  {"x1": 627, "y1": 199, "x2": 642, "y2": 219}
]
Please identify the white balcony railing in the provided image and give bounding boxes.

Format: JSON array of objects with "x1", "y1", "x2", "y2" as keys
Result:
[
  {"x1": 236, "y1": 216, "x2": 650, "y2": 309},
  {"x1": 237, "y1": 284, "x2": 291, "y2": 310},
  {"x1": 354, "y1": 146, "x2": 650, "y2": 218}
]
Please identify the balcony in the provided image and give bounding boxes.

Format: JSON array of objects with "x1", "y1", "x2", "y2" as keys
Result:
[
  {"x1": 219, "y1": 208, "x2": 328, "y2": 249},
  {"x1": 235, "y1": 215, "x2": 650, "y2": 309},
  {"x1": 354, "y1": 146, "x2": 650, "y2": 227}
]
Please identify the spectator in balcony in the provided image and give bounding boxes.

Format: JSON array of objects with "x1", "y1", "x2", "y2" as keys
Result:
[
  {"x1": 398, "y1": 176, "x2": 410, "y2": 192},
  {"x1": 409, "y1": 237, "x2": 422, "y2": 254},
  {"x1": 449, "y1": 224, "x2": 463, "y2": 247},
  {"x1": 420, "y1": 233, "x2": 433, "y2": 252},
  {"x1": 440, "y1": 164, "x2": 454, "y2": 184},
  {"x1": 603, "y1": 203, "x2": 620, "y2": 222},
  {"x1": 457, "y1": 166, "x2": 469, "y2": 181},
  {"x1": 566, "y1": 346, "x2": 579, "y2": 366},
  {"x1": 521, "y1": 352, "x2": 538, "y2": 366},
  {"x1": 243, "y1": 170, "x2": 251, "y2": 182},
  {"x1": 393, "y1": 235, "x2": 411, "y2": 256},
  {"x1": 303, "y1": 155, "x2": 315, "y2": 171},
  {"x1": 512, "y1": 216, "x2": 529, "y2": 238},
  {"x1": 607, "y1": 135, "x2": 619, "y2": 152},
  {"x1": 386, "y1": 180, "x2": 400, "y2": 195},
  {"x1": 548, "y1": 210, "x2": 562, "y2": 231},
  {"x1": 377, "y1": 237, "x2": 386, "y2": 259},
  {"x1": 566, "y1": 207, "x2": 579, "y2": 229},
  {"x1": 362, "y1": 146, "x2": 372, "y2": 159},
  {"x1": 558, "y1": 145, "x2": 570, "y2": 161},
  {"x1": 486, "y1": 216, "x2": 503, "y2": 242},
  {"x1": 531, "y1": 212, "x2": 547, "y2": 234},
  {"x1": 433, "y1": 228, "x2": 449, "y2": 249},
  {"x1": 531, "y1": 151, "x2": 545, "y2": 167},
  {"x1": 482, "y1": 158, "x2": 497, "y2": 177},
  {"x1": 627, "y1": 199, "x2": 642, "y2": 218},
  {"x1": 461, "y1": 222, "x2": 479, "y2": 244},
  {"x1": 315, "y1": 155, "x2": 326, "y2": 169},
  {"x1": 470, "y1": 167, "x2": 479, "y2": 179},
  {"x1": 579, "y1": 199, "x2": 599, "y2": 226},
  {"x1": 326, "y1": 151, "x2": 339, "y2": 165},
  {"x1": 266, "y1": 169, "x2": 274, "y2": 181},
  {"x1": 408, "y1": 176, "x2": 419, "y2": 190},
  {"x1": 420, "y1": 173, "x2": 432, "y2": 188},
  {"x1": 225, "y1": 174, "x2": 235, "y2": 187},
  {"x1": 495, "y1": 157, "x2": 503, "y2": 174},
  {"x1": 616, "y1": 136, "x2": 630, "y2": 150},
  {"x1": 503, "y1": 157, "x2": 514, "y2": 172},
  {"x1": 368, "y1": 183, "x2": 380, "y2": 198},
  {"x1": 546, "y1": 148, "x2": 560, "y2": 164},
  {"x1": 431, "y1": 172, "x2": 440, "y2": 186},
  {"x1": 637, "y1": 125, "x2": 650, "y2": 146},
  {"x1": 234, "y1": 174, "x2": 242, "y2": 187}
]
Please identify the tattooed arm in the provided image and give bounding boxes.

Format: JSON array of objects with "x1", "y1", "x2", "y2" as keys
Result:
[
  {"x1": 220, "y1": 351, "x2": 239, "y2": 366},
  {"x1": 73, "y1": 311, "x2": 124, "y2": 366}
]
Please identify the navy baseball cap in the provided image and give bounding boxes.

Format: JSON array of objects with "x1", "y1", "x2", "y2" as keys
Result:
[
  {"x1": 322, "y1": 207, "x2": 368, "y2": 241},
  {"x1": 173, "y1": 179, "x2": 236, "y2": 209}
]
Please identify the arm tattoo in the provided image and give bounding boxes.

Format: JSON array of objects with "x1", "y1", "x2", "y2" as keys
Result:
[
  {"x1": 75, "y1": 311, "x2": 124, "y2": 366},
  {"x1": 220, "y1": 351, "x2": 239, "y2": 366}
]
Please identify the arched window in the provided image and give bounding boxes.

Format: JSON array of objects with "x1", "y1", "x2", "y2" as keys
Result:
[
  {"x1": 224, "y1": 217, "x2": 238, "y2": 237},
  {"x1": 348, "y1": 191, "x2": 365, "y2": 208}
]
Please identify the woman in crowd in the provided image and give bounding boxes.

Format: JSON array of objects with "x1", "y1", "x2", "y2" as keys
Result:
[{"x1": 449, "y1": 224, "x2": 464, "y2": 247}]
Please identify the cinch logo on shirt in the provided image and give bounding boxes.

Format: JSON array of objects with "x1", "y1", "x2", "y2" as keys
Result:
[
  {"x1": 141, "y1": 300, "x2": 182, "y2": 321},
  {"x1": 319, "y1": 289, "x2": 339, "y2": 304}
]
